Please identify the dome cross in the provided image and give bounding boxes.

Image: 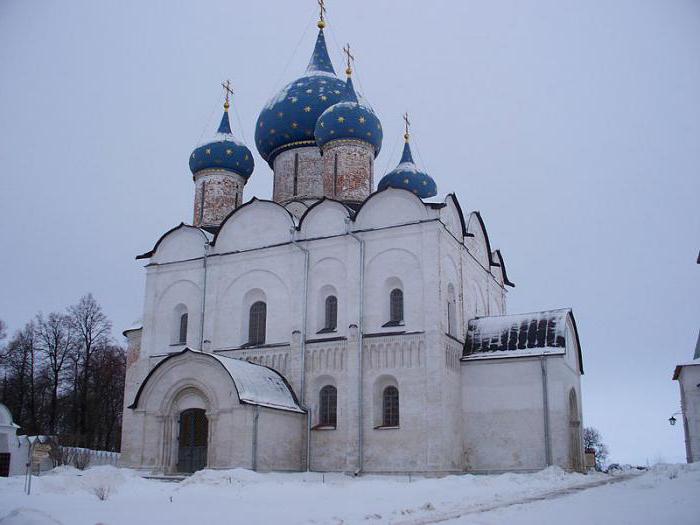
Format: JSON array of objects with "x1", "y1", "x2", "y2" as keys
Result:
[
  {"x1": 317, "y1": 0, "x2": 327, "y2": 28},
  {"x1": 221, "y1": 80, "x2": 234, "y2": 110},
  {"x1": 343, "y1": 43, "x2": 354, "y2": 76},
  {"x1": 403, "y1": 112, "x2": 411, "y2": 142}
]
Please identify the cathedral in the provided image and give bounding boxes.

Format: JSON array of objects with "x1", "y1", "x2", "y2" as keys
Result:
[{"x1": 119, "y1": 11, "x2": 585, "y2": 475}]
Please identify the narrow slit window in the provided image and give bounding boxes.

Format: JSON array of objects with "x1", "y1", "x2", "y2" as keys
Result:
[
  {"x1": 319, "y1": 385, "x2": 337, "y2": 427},
  {"x1": 178, "y1": 313, "x2": 188, "y2": 344},
  {"x1": 248, "y1": 301, "x2": 266, "y2": 345},
  {"x1": 390, "y1": 289, "x2": 404, "y2": 324},
  {"x1": 325, "y1": 295, "x2": 338, "y2": 331},
  {"x1": 382, "y1": 386, "x2": 399, "y2": 427}
]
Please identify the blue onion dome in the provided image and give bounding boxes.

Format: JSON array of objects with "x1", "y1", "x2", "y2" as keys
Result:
[
  {"x1": 255, "y1": 27, "x2": 347, "y2": 167},
  {"x1": 377, "y1": 138, "x2": 437, "y2": 198},
  {"x1": 314, "y1": 74, "x2": 383, "y2": 155},
  {"x1": 189, "y1": 101, "x2": 254, "y2": 179}
]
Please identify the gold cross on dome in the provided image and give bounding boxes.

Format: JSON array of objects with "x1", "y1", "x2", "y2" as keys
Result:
[
  {"x1": 403, "y1": 112, "x2": 411, "y2": 141},
  {"x1": 318, "y1": 0, "x2": 327, "y2": 25},
  {"x1": 343, "y1": 43, "x2": 354, "y2": 75},
  {"x1": 221, "y1": 80, "x2": 234, "y2": 109}
]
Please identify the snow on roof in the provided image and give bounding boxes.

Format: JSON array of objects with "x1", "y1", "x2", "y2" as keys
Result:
[
  {"x1": 129, "y1": 348, "x2": 304, "y2": 413},
  {"x1": 463, "y1": 309, "x2": 573, "y2": 358},
  {"x1": 209, "y1": 352, "x2": 304, "y2": 413},
  {"x1": 122, "y1": 319, "x2": 143, "y2": 336}
]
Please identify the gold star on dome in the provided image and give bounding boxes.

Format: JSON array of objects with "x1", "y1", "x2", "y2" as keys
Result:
[
  {"x1": 366, "y1": 131, "x2": 372, "y2": 137},
  {"x1": 290, "y1": 97, "x2": 298, "y2": 103},
  {"x1": 330, "y1": 130, "x2": 335, "y2": 135},
  {"x1": 306, "y1": 89, "x2": 313, "y2": 94},
  {"x1": 320, "y1": 121, "x2": 325, "y2": 128},
  {"x1": 320, "y1": 80, "x2": 327, "y2": 85},
  {"x1": 337, "y1": 116, "x2": 345, "y2": 123},
  {"x1": 244, "y1": 154, "x2": 249, "y2": 160},
  {"x1": 259, "y1": 122, "x2": 264, "y2": 128},
  {"x1": 291, "y1": 122, "x2": 298, "y2": 128},
  {"x1": 334, "y1": 90, "x2": 341, "y2": 94},
  {"x1": 348, "y1": 128, "x2": 354, "y2": 133},
  {"x1": 226, "y1": 149, "x2": 233, "y2": 155},
  {"x1": 191, "y1": 153, "x2": 195, "y2": 159},
  {"x1": 403, "y1": 178, "x2": 409, "y2": 184},
  {"x1": 422, "y1": 180, "x2": 427, "y2": 185},
  {"x1": 304, "y1": 106, "x2": 312, "y2": 112},
  {"x1": 359, "y1": 116, "x2": 365, "y2": 124},
  {"x1": 270, "y1": 129, "x2": 276, "y2": 134},
  {"x1": 277, "y1": 112, "x2": 284, "y2": 118},
  {"x1": 320, "y1": 95, "x2": 327, "y2": 101},
  {"x1": 205, "y1": 148, "x2": 211, "y2": 155}
]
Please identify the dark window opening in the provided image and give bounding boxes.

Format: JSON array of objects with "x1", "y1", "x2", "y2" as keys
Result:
[
  {"x1": 178, "y1": 313, "x2": 188, "y2": 344},
  {"x1": 248, "y1": 301, "x2": 266, "y2": 345},
  {"x1": 389, "y1": 288, "x2": 404, "y2": 324},
  {"x1": 319, "y1": 385, "x2": 337, "y2": 427},
  {"x1": 382, "y1": 386, "x2": 399, "y2": 427},
  {"x1": 324, "y1": 295, "x2": 337, "y2": 331},
  {"x1": 293, "y1": 153, "x2": 299, "y2": 196}
]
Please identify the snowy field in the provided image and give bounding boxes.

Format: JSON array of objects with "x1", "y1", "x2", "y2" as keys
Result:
[{"x1": 0, "y1": 464, "x2": 698, "y2": 525}]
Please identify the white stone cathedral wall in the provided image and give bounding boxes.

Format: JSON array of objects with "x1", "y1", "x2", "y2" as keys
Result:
[{"x1": 678, "y1": 365, "x2": 700, "y2": 463}]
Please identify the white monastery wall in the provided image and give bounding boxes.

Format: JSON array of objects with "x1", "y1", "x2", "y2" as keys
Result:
[{"x1": 678, "y1": 364, "x2": 700, "y2": 462}]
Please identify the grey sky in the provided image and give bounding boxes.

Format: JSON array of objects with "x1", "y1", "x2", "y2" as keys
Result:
[{"x1": 1, "y1": 0, "x2": 698, "y2": 465}]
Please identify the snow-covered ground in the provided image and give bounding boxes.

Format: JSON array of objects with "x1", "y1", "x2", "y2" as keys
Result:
[{"x1": 0, "y1": 464, "x2": 698, "y2": 525}]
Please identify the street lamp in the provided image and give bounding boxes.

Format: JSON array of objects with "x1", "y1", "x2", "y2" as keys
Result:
[{"x1": 668, "y1": 411, "x2": 682, "y2": 426}]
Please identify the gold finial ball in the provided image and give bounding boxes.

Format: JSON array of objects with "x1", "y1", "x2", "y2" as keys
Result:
[
  {"x1": 346, "y1": 67, "x2": 352, "y2": 76},
  {"x1": 224, "y1": 101, "x2": 230, "y2": 110},
  {"x1": 404, "y1": 133, "x2": 410, "y2": 142},
  {"x1": 317, "y1": 19, "x2": 326, "y2": 29}
]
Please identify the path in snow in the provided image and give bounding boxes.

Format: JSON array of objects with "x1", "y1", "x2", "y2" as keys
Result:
[{"x1": 394, "y1": 473, "x2": 639, "y2": 525}]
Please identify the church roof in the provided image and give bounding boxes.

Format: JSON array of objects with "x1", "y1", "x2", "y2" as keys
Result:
[
  {"x1": 463, "y1": 309, "x2": 583, "y2": 373},
  {"x1": 128, "y1": 348, "x2": 304, "y2": 413},
  {"x1": 673, "y1": 330, "x2": 700, "y2": 380}
]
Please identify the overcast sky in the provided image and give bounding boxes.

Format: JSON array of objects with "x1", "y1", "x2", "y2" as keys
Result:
[{"x1": 1, "y1": 0, "x2": 698, "y2": 465}]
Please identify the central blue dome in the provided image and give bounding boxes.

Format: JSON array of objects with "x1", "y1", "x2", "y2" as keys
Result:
[{"x1": 255, "y1": 28, "x2": 346, "y2": 167}]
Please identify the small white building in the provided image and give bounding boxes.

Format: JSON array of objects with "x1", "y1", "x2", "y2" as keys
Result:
[
  {"x1": 119, "y1": 15, "x2": 585, "y2": 475},
  {"x1": 673, "y1": 331, "x2": 700, "y2": 463},
  {"x1": 0, "y1": 403, "x2": 25, "y2": 477}
]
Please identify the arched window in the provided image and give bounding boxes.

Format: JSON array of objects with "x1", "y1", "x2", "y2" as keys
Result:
[
  {"x1": 178, "y1": 313, "x2": 188, "y2": 344},
  {"x1": 324, "y1": 296, "x2": 338, "y2": 331},
  {"x1": 248, "y1": 301, "x2": 266, "y2": 345},
  {"x1": 382, "y1": 386, "x2": 399, "y2": 427},
  {"x1": 389, "y1": 289, "x2": 404, "y2": 324},
  {"x1": 319, "y1": 385, "x2": 337, "y2": 427}
]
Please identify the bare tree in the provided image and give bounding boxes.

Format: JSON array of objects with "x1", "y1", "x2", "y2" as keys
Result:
[
  {"x1": 0, "y1": 318, "x2": 6, "y2": 342},
  {"x1": 68, "y1": 294, "x2": 112, "y2": 446},
  {"x1": 583, "y1": 426, "x2": 609, "y2": 471},
  {"x1": 1, "y1": 322, "x2": 39, "y2": 433},
  {"x1": 36, "y1": 312, "x2": 75, "y2": 434}
]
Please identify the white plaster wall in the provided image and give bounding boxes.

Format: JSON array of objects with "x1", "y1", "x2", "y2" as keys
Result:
[
  {"x1": 125, "y1": 189, "x2": 514, "y2": 473},
  {"x1": 678, "y1": 364, "x2": 700, "y2": 463}
]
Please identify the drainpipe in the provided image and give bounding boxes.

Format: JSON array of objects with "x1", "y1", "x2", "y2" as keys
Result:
[
  {"x1": 252, "y1": 405, "x2": 260, "y2": 471},
  {"x1": 290, "y1": 228, "x2": 310, "y2": 471},
  {"x1": 199, "y1": 242, "x2": 210, "y2": 351},
  {"x1": 347, "y1": 219, "x2": 365, "y2": 475},
  {"x1": 540, "y1": 355, "x2": 552, "y2": 467}
]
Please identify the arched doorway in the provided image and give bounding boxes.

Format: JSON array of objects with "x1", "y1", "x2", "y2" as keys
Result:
[
  {"x1": 568, "y1": 389, "x2": 582, "y2": 471},
  {"x1": 177, "y1": 408, "x2": 208, "y2": 473}
]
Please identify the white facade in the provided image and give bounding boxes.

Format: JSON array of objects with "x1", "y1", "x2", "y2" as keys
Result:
[
  {"x1": 120, "y1": 189, "x2": 585, "y2": 474},
  {"x1": 673, "y1": 332, "x2": 700, "y2": 463}
]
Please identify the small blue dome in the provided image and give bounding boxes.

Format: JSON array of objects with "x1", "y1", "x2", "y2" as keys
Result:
[
  {"x1": 255, "y1": 28, "x2": 346, "y2": 167},
  {"x1": 377, "y1": 140, "x2": 437, "y2": 198},
  {"x1": 314, "y1": 76, "x2": 382, "y2": 155},
  {"x1": 190, "y1": 108, "x2": 254, "y2": 179}
]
